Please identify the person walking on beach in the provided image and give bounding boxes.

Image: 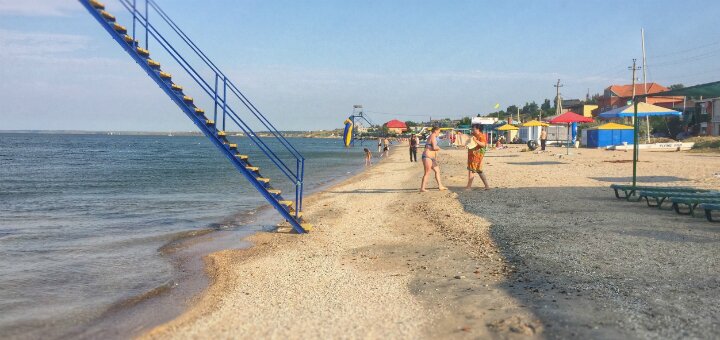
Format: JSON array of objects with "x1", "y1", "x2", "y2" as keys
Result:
[
  {"x1": 466, "y1": 124, "x2": 490, "y2": 190},
  {"x1": 540, "y1": 127, "x2": 547, "y2": 151},
  {"x1": 420, "y1": 127, "x2": 447, "y2": 192},
  {"x1": 382, "y1": 138, "x2": 390, "y2": 158},
  {"x1": 363, "y1": 148, "x2": 372, "y2": 166},
  {"x1": 409, "y1": 134, "x2": 418, "y2": 162}
]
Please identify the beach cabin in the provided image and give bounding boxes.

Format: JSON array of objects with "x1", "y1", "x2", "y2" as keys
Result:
[{"x1": 583, "y1": 123, "x2": 634, "y2": 148}]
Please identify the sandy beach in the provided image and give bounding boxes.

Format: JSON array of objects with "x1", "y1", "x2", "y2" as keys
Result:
[{"x1": 141, "y1": 144, "x2": 720, "y2": 339}]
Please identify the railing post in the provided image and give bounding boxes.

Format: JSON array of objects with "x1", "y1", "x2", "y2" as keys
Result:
[
  {"x1": 222, "y1": 76, "x2": 227, "y2": 131},
  {"x1": 144, "y1": 0, "x2": 149, "y2": 49},
  {"x1": 213, "y1": 73, "x2": 219, "y2": 125},
  {"x1": 132, "y1": 0, "x2": 136, "y2": 42}
]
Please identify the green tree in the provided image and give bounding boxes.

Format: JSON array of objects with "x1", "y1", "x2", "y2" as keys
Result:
[
  {"x1": 405, "y1": 121, "x2": 417, "y2": 127},
  {"x1": 541, "y1": 99, "x2": 551, "y2": 111},
  {"x1": 505, "y1": 105, "x2": 519, "y2": 116},
  {"x1": 459, "y1": 117, "x2": 472, "y2": 126},
  {"x1": 669, "y1": 84, "x2": 685, "y2": 90}
]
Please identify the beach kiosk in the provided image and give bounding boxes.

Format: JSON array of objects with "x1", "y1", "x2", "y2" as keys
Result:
[
  {"x1": 496, "y1": 123, "x2": 519, "y2": 142},
  {"x1": 519, "y1": 120, "x2": 549, "y2": 143},
  {"x1": 583, "y1": 123, "x2": 634, "y2": 148}
]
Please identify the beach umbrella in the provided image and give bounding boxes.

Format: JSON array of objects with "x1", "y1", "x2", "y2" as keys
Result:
[
  {"x1": 548, "y1": 111, "x2": 593, "y2": 155},
  {"x1": 496, "y1": 124, "x2": 519, "y2": 131},
  {"x1": 597, "y1": 102, "x2": 681, "y2": 119},
  {"x1": 521, "y1": 120, "x2": 549, "y2": 127},
  {"x1": 597, "y1": 102, "x2": 682, "y2": 144}
]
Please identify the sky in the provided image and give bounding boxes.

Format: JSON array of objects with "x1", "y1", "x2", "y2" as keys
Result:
[{"x1": 1, "y1": 0, "x2": 719, "y2": 132}]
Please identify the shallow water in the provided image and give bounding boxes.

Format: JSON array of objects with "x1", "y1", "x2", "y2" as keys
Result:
[{"x1": 0, "y1": 133, "x2": 365, "y2": 339}]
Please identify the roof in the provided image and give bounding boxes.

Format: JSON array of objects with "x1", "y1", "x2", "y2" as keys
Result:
[
  {"x1": 496, "y1": 124, "x2": 519, "y2": 131},
  {"x1": 640, "y1": 81, "x2": 720, "y2": 99},
  {"x1": 586, "y1": 122, "x2": 634, "y2": 130},
  {"x1": 562, "y1": 99, "x2": 583, "y2": 107},
  {"x1": 385, "y1": 119, "x2": 407, "y2": 128},
  {"x1": 522, "y1": 120, "x2": 549, "y2": 127},
  {"x1": 607, "y1": 83, "x2": 669, "y2": 97},
  {"x1": 548, "y1": 111, "x2": 593, "y2": 124},
  {"x1": 598, "y1": 102, "x2": 682, "y2": 119}
]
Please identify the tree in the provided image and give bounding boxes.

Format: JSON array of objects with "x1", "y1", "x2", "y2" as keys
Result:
[
  {"x1": 405, "y1": 121, "x2": 417, "y2": 127},
  {"x1": 586, "y1": 93, "x2": 601, "y2": 105},
  {"x1": 459, "y1": 117, "x2": 472, "y2": 126},
  {"x1": 541, "y1": 99, "x2": 551, "y2": 111},
  {"x1": 669, "y1": 84, "x2": 685, "y2": 90},
  {"x1": 505, "y1": 105, "x2": 519, "y2": 116},
  {"x1": 521, "y1": 101, "x2": 539, "y2": 115}
]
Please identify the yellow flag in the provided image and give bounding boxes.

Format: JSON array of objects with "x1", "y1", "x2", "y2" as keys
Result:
[{"x1": 494, "y1": 103, "x2": 500, "y2": 109}]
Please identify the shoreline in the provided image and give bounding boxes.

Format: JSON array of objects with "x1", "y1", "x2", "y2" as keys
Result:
[
  {"x1": 140, "y1": 144, "x2": 719, "y2": 338},
  {"x1": 73, "y1": 155, "x2": 369, "y2": 339}
]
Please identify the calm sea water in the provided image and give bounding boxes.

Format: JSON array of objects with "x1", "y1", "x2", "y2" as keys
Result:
[{"x1": 0, "y1": 133, "x2": 366, "y2": 339}]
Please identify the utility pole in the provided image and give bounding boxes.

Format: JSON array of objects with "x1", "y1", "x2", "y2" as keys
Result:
[
  {"x1": 641, "y1": 28, "x2": 650, "y2": 143},
  {"x1": 629, "y1": 59, "x2": 641, "y2": 105},
  {"x1": 629, "y1": 58, "x2": 642, "y2": 163},
  {"x1": 554, "y1": 79, "x2": 564, "y2": 116}
]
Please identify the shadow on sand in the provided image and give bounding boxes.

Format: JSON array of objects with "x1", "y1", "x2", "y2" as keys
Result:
[
  {"x1": 451, "y1": 185, "x2": 720, "y2": 338},
  {"x1": 589, "y1": 176, "x2": 690, "y2": 183},
  {"x1": 506, "y1": 161, "x2": 566, "y2": 166}
]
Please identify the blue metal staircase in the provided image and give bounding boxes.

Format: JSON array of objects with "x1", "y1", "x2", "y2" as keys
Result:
[{"x1": 79, "y1": 0, "x2": 310, "y2": 233}]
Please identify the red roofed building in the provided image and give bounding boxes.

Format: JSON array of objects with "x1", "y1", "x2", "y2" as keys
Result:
[
  {"x1": 384, "y1": 119, "x2": 408, "y2": 134},
  {"x1": 595, "y1": 83, "x2": 684, "y2": 115}
]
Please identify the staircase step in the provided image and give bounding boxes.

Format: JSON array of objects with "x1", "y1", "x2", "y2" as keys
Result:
[
  {"x1": 136, "y1": 47, "x2": 150, "y2": 56},
  {"x1": 89, "y1": 0, "x2": 105, "y2": 9},
  {"x1": 291, "y1": 210, "x2": 304, "y2": 218},
  {"x1": 267, "y1": 189, "x2": 281, "y2": 195},
  {"x1": 100, "y1": 10, "x2": 115, "y2": 22},
  {"x1": 278, "y1": 200, "x2": 294, "y2": 207},
  {"x1": 235, "y1": 154, "x2": 249, "y2": 160},
  {"x1": 246, "y1": 166, "x2": 260, "y2": 172},
  {"x1": 206, "y1": 119, "x2": 215, "y2": 125},
  {"x1": 112, "y1": 23, "x2": 127, "y2": 34},
  {"x1": 122, "y1": 35, "x2": 137, "y2": 44},
  {"x1": 147, "y1": 59, "x2": 160, "y2": 68},
  {"x1": 227, "y1": 143, "x2": 238, "y2": 149},
  {"x1": 171, "y1": 84, "x2": 183, "y2": 91},
  {"x1": 300, "y1": 223, "x2": 313, "y2": 231},
  {"x1": 217, "y1": 131, "x2": 227, "y2": 136},
  {"x1": 194, "y1": 108, "x2": 205, "y2": 115},
  {"x1": 183, "y1": 95, "x2": 193, "y2": 103},
  {"x1": 257, "y1": 177, "x2": 270, "y2": 183},
  {"x1": 159, "y1": 71, "x2": 172, "y2": 79}
]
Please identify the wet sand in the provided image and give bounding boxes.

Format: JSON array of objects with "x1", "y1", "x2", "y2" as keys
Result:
[{"x1": 142, "y1": 144, "x2": 720, "y2": 339}]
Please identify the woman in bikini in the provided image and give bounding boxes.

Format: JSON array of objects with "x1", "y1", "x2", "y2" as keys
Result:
[
  {"x1": 420, "y1": 127, "x2": 447, "y2": 192},
  {"x1": 466, "y1": 124, "x2": 490, "y2": 190}
]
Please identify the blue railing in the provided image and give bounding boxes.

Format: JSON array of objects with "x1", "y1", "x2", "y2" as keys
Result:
[{"x1": 80, "y1": 0, "x2": 306, "y2": 229}]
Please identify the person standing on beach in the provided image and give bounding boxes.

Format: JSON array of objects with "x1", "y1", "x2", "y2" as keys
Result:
[
  {"x1": 363, "y1": 148, "x2": 372, "y2": 166},
  {"x1": 377, "y1": 138, "x2": 383, "y2": 156},
  {"x1": 409, "y1": 134, "x2": 418, "y2": 162},
  {"x1": 382, "y1": 138, "x2": 390, "y2": 158},
  {"x1": 466, "y1": 124, "x2": 490, "y2": 190},
  {"x1": 420, "y1": 127, "x2": 447, "y2": 192},
  {"x1": 540, "y1": 127, "x2": 547, "y2": 151}
]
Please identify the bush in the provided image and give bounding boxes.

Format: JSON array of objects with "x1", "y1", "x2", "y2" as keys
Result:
[{"x1": 684, "y1": 136, "x2": 720, "y2": 150}]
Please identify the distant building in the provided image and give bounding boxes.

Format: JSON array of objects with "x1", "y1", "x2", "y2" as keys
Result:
[
  {"x1": 696, "y1": 98, "x2": 720, "y2": 136},
  {"x1": 563, "y1": 101, "x2": 599, "y2": 118},
  {"x1": 595, "y1": 83, "x2": 683, "y2": 115},
  {"x1": 385, "y1": 119, "x2": 408, "y2": 134}
]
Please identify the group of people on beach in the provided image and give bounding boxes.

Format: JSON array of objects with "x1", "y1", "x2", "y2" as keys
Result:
[
  {"x1": 419, "y1": 125, "x2": 490, "y2": 192},
  {"x1": 363, "y1": 125, "x2": 490, "y2": 192}
]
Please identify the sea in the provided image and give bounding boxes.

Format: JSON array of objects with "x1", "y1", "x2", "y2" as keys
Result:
[{"x1": 0, "y1": 133, "x2": 369, "y2": 339}]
